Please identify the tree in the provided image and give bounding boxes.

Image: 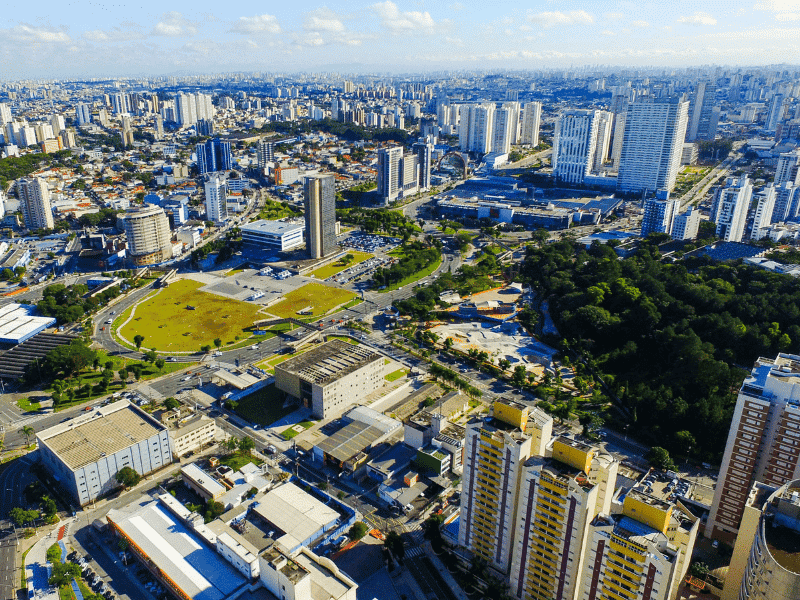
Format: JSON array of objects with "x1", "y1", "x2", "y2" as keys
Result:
[
  {"x1": 142, "y1": 349, "x2": 158, "y2": 363},
  {"x1": 422, "y1": 514, "x2": 444, "y2": 550},
  {"x1": 9, "y1": 507, "x2": 39, "y2": 528},
  {"x1": 384, "y1": 530, "x2": 405, "y2": 559},
  {"x1": 348, "y1": 522, "x2": 368, "y2": 540},
  {"x1": 201, "y1": 345, "x2": 212, "y2": 353},
  {"x1": 214, "y1": 338, "x2": 222, "y2": 349},
  {"x1": 118, "y1": 366, "x2": 129, "y2": 381},
  {"x1": 689, "y1": 561, "x2": 710, "y2": 579},
  {"x1": 163, "y1": 397, "x2": 180, "y2": 410},
  {"x1": 238, "y1": 436, "x2": 255, "y2": 455},
  {"x1": 155, "y1": 358, "x2": 165, "y2": 372},
  {"x1": 499, "y1": 358, "x2": 511, "y2": 371},
  {"x1": 133, "y1": 335, "x2": 145, "y2": 350},
  {"x1": 512, "y1": 365, "x2": 528, "y2": 386},
  {"x1": 20, "y1": 425, "x2": 34, "y2": 445},
  {"x1": 46, "y1": 543, "x2": 62, "y2": 564},
  {"x1": 673, "y1": 430, "x2": 696, "y2": 457},
  {"x1": 223, "y1": 437, "x2": 238, "y2": 454},
  {"x1": 443, "y1": 337, "x2": 453, "y2": 351},
  {"x1": 647, "y1": 447, "x2": 676, "y2": 471},
  {"x1": 49, "y1": 562, "x2": 81, "y2": 587},
  {"x1": 205, "y1": 500, "x2": 225, "y2": 523},
  {"x1": 42, "y1": 495, "x2": 57, "y2": 518},
  {"x1": 115, "y1": 466, "x2": 141, "y2": 488}
]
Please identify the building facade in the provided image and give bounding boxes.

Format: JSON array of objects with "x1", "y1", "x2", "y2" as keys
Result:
[
  {"x1": 240, "y1": 220, "x2": 304, "y2": 252},
  {"x1": 204, "y1": 175, "x2": 228, "y2": 223},
  {"x1": 552, "y1": 110, "x2": 601, "y2": 185},
  {"x1": 710, "y1": 175, "x2": 752, "y2": 242},
  {"x1": 17, "y1": 177, "x2": 54, "y2": 230},
  {"x1": 304, "y1": 174, "x2": 337, "y2": 259},
  {"x1": 641, "y1": 191, "x2": 679, "y2": 237},
  {"x1": 751, "y1": 184, "x2": 777, "y2": 240},
  {"x1": 122, "y1": 204, "x2": 173, "y2": 266},
  {"x1": 520, "y1": 102, "x2": 542, "y2": 147},
  {"x1": 671, "y1": 207, "x2": 701, "y2": 240},
  {"x1": 196, "y1": 138, "x2": 232, "y2": 174}
]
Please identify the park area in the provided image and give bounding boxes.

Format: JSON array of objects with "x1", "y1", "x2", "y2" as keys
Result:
[
  {"x1": 117, "y1": 279, "x2": 263, "y2": 352},
  {"x1": 265, "y1": 282, "x2": 358, "y2": 319},
  {"x1": 310, "y1": 251, "x2": 373, "y2": 279}
]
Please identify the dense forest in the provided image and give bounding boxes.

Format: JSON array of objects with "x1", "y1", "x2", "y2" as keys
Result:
[{"x1": 521, "y1": 239, "x2": 800, "y2": 460}]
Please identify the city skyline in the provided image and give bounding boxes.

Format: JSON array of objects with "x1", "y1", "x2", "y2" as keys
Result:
[{"x1": 3, "y1": 1, "x2": 800, "y2": 78}]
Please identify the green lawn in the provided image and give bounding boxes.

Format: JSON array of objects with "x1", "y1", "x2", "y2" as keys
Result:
[
  {"x1": 226, "y1": 268, "x2": 245, "y2": 277},
  {"x1": 282, "y1": 420, "x2": 314, "y2": 439},
  {"x1": 385, "y1": 369, "x2": 408, "y2": 382},
  {"x1": 219, "y1": 452, "x2": 263, "y2": 471},
  {"x1": 310, "y1": 251, "x2": 373, "y2": 279},
  {"x1": 327, "y1": 335, "x2": 359, "y2": 345},
  {"x1": 118, "y1": 279, "x2": 264, "y2": 352},
  {"x1": 379, "y1": 254, "x2": 443, "y2": 293},
  {"x1": 233, "y1": 382, "x2": 296, "y2": 426},
  {"x1": 17, "y1": 397, "x2": 41, "y2": 412},
  {"x1": 267, "y1": 282, "x2": 357, "y2": 319}
]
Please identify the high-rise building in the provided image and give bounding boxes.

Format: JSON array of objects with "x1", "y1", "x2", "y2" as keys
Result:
[
  {"x1": 121, "y1": 205, "x2": 173, "y2": 266},
  {"x1": 520, "y1": 102, "x2": 542, "y2": 147},
  {"x1": 766, "y1": 93, "x2": 787, "y2": 131},
  {"x1": 459, "y1": 399, "x2": 553, "y2": 574},
  {"x1": 592, "y1": 111, "x2": 613, "y2": 172},
  {"x1": 708, "y1": 353, "x2": 800, "y2": 542},
  {"x1": 492, "y1": 105, "x2": 515, "y2": 155},
  {"x1": 196, "y1": 138, "x2": 232, "y2": 174},
  {"x1": 412, "y1": 142, "x2": 433, "y2": 191},
  {"x1": 710, "y1": 175, "x2": 752, "y2": 242},
  {"x1": 377, "y1": 146, "x2": 403, "y2": 204},
  {"x1": 17, "y1": 177, "x2": 54, "y2": 230},
  {"x1": 257, "y1": 139, "x2": 275, "y2": 169},
  {"x1": 641, "y1": 190, "x2": 680, "y2": 237},
  {"x1": 722, "y1": 480, "x2": 800, "y2": 600},
  {"x1": 775, "y1": 150, "x2": 800, "y2": 186},
  {"x1": 608, "y1": 93, "x2": 629, "y2": 168},
  {"x1": 686, "y1": 81, "x2": 719, "y2": 141},
  {"x1": 751, "y1": 184, "x2": 777, "y2": 240},
  {"x1": 175, "y1": 92, "x2": 197, "y2": 127},
  {"x1": 552, "y1": 110, "x2": 601, "y2": 185},
  {"x1": 0, "y1": 103, "x2": 11, "y2": 125},
  {"x1": 773, "y1": 181, "x2": 800, "y2": 223},
  {"x1": 671, "y1": 207, "x2": 701, "y2": 240},
  {"x1": 204, "y1": 175, "x2": 227, "y2": 223},
  {"x1": 196, "y1": 118, "x2": 214, "y2": 136},
  {"x1": 509, "y1": 437, "x2": 618, "y2": 600},
  {"x1": 154, "y1": 115, "x2": 164, "y2": 140},
  {"x1": 617, "y1": 96, "x2": 689, "y2": 194},
  {"x1": 111, "y1": 93, "x2": 128, "y2": 115},
  {"x1": 304, "y1": 174, "x2": 337, "y2": 259},
  {"x1": 459, "y1": 103, "x2": 495, "y2": 154},
  {"x1": 50, "y1": 114, "x2": 65, "y2": 135},
  {"x1": 75, "y1": 103, "x2": 91, "y2": 126}
]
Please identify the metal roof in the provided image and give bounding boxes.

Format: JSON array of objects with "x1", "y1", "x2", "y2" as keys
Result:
[{"x1": 315, "y1": 420, "x2": 385, "y2": 463}]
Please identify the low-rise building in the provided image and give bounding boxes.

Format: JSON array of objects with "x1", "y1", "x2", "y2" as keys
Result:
[
  {"x1": 181, "y1": 463, "x2": 226, "y2": 501},
  {"x1": 240, "y1": 219, "x2": 304, "y2": 252}
]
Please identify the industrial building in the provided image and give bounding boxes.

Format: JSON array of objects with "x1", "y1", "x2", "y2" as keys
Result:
[
  {"x1": 37, "y1": 400, "x2": 173, "y2": 505},
  {"x1": 313, "y1": 406, "x2": 401, "y2": 472},
  {"x1": 0, "y1": 303, "x2": 56, "y2": 344},
  {"x1": 240, "y1": 219, "x2": 304, "y2": 252},
  {"x1": 275, "y1": 339, "x2": 384, "y2": 419}
]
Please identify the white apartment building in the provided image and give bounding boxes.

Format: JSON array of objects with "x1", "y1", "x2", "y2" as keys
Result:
[
  {"x1": 671, "y1": 207, "x2": 701, "y2": 240},
  {"x1": 617, "y1": 97, "x2": 689, "y2": 194},
  {"x1": 122, "y1": 204, "x2": 173, "y2": 266},
  {"x1": 204, "y1": 175, "x2": 227, "y2": 223},
  {"x1": 552, "y1": 110, "x2": 601, "y2": 185},
  {"x1": 377, "y1": 146, "x2": 403, "y2": 204},
  {"x1": 765, "y1": 93, "x2": 786, "y2": 131},
  {"x1": 492, "y1": 105, "x2": 515, "y2": 155},
  {"x1": 751, "y1": 184, "x2": 777, "y2": 240},
  {"x1": 459, "y1": 103, "x2": 495, "y2": 154},
  {"x1": 17, "y1": 177, "x2": 54, "y2": 230},
  {"x1": 520, "y1": 102, "x2": 542, "y2": 147},
  {"x1": 710, "y1": 175, "x2": 752, "y2": 242},
  {"x1": 169, "y1": 415, "x2": 219, "y2": 457},
  {"x1": 773, "y1": 181, "x2": 800, "y2": 223},
  {"x1": 775, "y1": 150, "x2": 800, "y2": 186},
  {"x1": 641, "y1": 191, "x2": 680, "y2": 237}
]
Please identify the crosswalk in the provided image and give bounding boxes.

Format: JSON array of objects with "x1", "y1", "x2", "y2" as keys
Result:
[{"x1": 406, "y1": 546, "x2": 423, "y2": 558}]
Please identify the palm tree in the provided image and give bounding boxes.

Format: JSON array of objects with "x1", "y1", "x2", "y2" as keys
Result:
[{"x1": 20, "y1": 425, "x2": 34, "y2": 445}]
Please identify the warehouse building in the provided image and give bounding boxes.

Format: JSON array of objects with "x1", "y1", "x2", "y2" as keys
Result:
[
  {"x1": 37, "y1": 400, "x2": 173, "y2": 505},
  {"x1": 240, "y1": 219, "x2": 304, "y2": 252},
  {"x1": 275, "y1": 339, "x2": 383, "y2": 419},
  {"x1": 0, "y1": 303, "x2": 56, "y2": 345}
]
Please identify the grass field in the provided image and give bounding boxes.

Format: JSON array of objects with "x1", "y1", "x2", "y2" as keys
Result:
[
  {"x1": 385, "y1": 368, "x2": 407, "y2": 382},
  {"x1": 327, "y1": 335, "x2": 359, "y2": 345},
  {"x1": 282, "y1": 420, "x2": 314, "y2": 439},
  {"x1": 220, "y1": 452, "x2": 263, "y2": 471},
  {"x1": 310, "y1": 251, "x2": 373, "y2": 279},
  {"x1": 118, "y1": 279, "x2": 263, "y2": 352},
  {"x1": 233, "y1": 382, "x2": 296, "y2": 426},
  {"x1": 379, "y1": 253, "x2": 443, "y2": 293},
  {"x1": 267, "y1": 282, "x2": 357, "y2": 319}
]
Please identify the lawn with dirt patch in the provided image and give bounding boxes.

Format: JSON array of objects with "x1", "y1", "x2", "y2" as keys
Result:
[
  {"x1": 310, "y1": 251, "x2": 373, "y2": 279},
  {"x1": 282, "y1": 420, "x2": 315, "y2": 439},
  {"x1": 266, "y1": 282, "x2": 357, "y2": 319},
  {"x1": 118, "y1": 279, "x2": 263, "y2": 352}
]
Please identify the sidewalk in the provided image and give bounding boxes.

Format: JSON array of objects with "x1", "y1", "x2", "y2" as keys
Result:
[{"x1": 23, "y1": 524, "x2": 62, "y2": 600}]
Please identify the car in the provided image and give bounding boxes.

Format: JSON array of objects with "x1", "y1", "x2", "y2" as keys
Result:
[
  {"x1": 181, "y1": 376, "x2": 192, "y2": 382},
  {"x1": 105, "y1": 319, "x2": 112, "y2": 324},
  {"x1": 712, "y1": 540, "x2": 719, "y2": 549}
]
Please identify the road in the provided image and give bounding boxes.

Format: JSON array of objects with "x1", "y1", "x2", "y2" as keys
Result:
[
  {"x1": 678, "y1": 142, "x2": 747, "y2": 211},
  {"x1": 0, "y1": 453, "x2": 35, "y2": 600}
]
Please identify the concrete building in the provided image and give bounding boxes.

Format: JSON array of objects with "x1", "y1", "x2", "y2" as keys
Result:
[
  {"x1": 671, "y1": 207, "x2": 702, "y2": 240},
  {"x1": 182, "y1": 463, "x2": 226, "y2": 501},
  {"x1": 709, "y1": 353, "x2": 800, "y2": 542},
  {"x1": 240, "y1": 220, "x2": 304, "y2": 252},
  {"x1": 766, "y1": 93, "x2": 787, "y2": 132},
  {"x1": 0, "y1": 303, "x2": 56, "y2": 344},
  {"x1": 459, "y1": 399, "x2": 553, "y2": 574},
  {"x1": 751, "y1": 184, "x2": 777, "y2": 240},
  {"x1": 686, "y1": 81, "x2": 719, "y2": 141},
  {"x1": 377, "y1": 146, "x2": 403, "y2": 204},
  {"x1": 204, "y1": 175, "x2": 228, "y2": 223},
  {"x1": 304, "y1": 174, "x2": 337, "y2": 259},
  {"x1": 196, "y1": 138, "x2": 232, "y2": 175},
  {"x1": 681, "y1": 143, "x2": 699, "y2": 166},
  {"x1": 722, "y1": 480, "x2": 800, "y2": 600},
  {"x1": 710, "y1": 175, "x2": 752, "y2": 242},
  {"x1": 168, "y1": 414, "x2": 218, "y2": 457},
  {"x1": 259, "y1": 544, "x2": 357, "y2": 600},
  {"x1": 592, "y1": 111, "x2": 613, "y2": 172},
  {"x1": 17, "y1": 177, "x2": 54, "y2": 230},
  {"x1": 521, "y1": 102, "x2": 542, "y2": 147},
  {"x1": 412, "y1": 141, "x2": 433, "y2": 191},
  {"x1": 122, "y1": 204, "x2": 173, "y2": 266},
  {"x1": 552, "y1": 110, "x2": 601, "y2": 185},
  {"x1": 493, "y1": 105, "x2": 516, "y2": 155},
  {"x1": 641, "y1": 191, "x2": 679, "y2": 237},
  {"x1": 617, "y1": 96, "x2": 689, "y2": 194},
  {"x1": 37, "y1": 401, "x2": 173, "y2": 506},
  {"x1": 460, "y1": 103, "x2": 495, "y2": 154},
  {"x1": 775, "y1": 150, "x2": 800, "y2": 186},
  {"x1": 275, "y1": 339, "x2": 383, "y2": 419},
  {"x1": 773, "y1": 181, "x2": 800, "y2": 223}
]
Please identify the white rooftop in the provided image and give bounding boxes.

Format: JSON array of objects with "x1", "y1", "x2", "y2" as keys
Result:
[
  {"x1": 241, "y1": 219, "x2": 304, "y2": 236},
  {"x1": 0, "y1": 303, "x2": 56, "y2": 344},
  {"x1": 182, "y1": 463, "x2": 226, "y2": 498}
]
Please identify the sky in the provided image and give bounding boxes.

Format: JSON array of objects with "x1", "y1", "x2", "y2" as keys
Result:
[{"x1": 2, "y1": 0, "x2": 800, "y2": 79}]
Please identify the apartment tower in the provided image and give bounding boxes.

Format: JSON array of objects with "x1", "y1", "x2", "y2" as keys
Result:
[{"x1": 17, "y1": 177, "x2": 54, "y2": 230}]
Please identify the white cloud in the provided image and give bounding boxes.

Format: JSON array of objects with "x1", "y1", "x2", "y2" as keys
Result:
[
  {"x1": 304, "y1": 8, "x2": 345, "y2": 33},
  {"x1": 604, "y1": 12, "x2": 625, "y2": 21},
  {"x1": 754, "y1": 1, "x2": 800, "y2": 10},
  {"x1": 677, "y1": 12, "x2": 718, "y2": 26},
  {"x1": 631, "y1": 20, "x2": 650, "y2": 28},
  {"x1": 445, "y1": 36, "x2": 465, "y2": 46},
  {"x1": 230, "y1": 14, "x2": 282, "y2": 34},
  {"x1": 7, "y1": 24, "x2": 71, "y2": 43},
  {"x1": 151, "y1": 12, "x2": 198, "y2": 37},
  {"x1": 247, "y1": 40, "x2": 258, "y2": 49},
  {"x1": 527, "y1": 10, "x2": 594, "y2": 28},
  {"x1": 776, "y1": 11, "x2": 800, "y2": 20},
  {"x1": 372, "y1": 1, "x2": 436, "y2": 32},
  {"x1": 601, "y1": 29, "x2": 615, "y2": 36},
  {"x1": 83, "y1": 30, "x2": 110, "y2": 42},
  {"x1": 519, "y1": 24, "x2": 532, "y2": 31}
]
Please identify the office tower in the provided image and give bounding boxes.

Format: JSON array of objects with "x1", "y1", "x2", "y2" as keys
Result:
[
  {"x1": 641, "y1": 190, "x2": 680, "y2": 236},
  {"x1": 510, "y1": 437, "x2": 618, "y2": 600},
  {"x1": 459, "y1": 399, "x2": 553, "y2": 574},
  {"x1": 578, "y1": 491, "x2": 699, "y2": 600},
  {"x1": 304, "y1": 174, "x2": 337, "y2": 259},
  {"x1": 154, "y1": 115, "x2": 163, "y2": 140},
  {"x1": 775, "y1": 150, "x2": 800, "y2": 186},
  {"x1": 709, "y1": 175, "x2": 752, "y2": 242},
  {"x1": 17, "y1": 177, "x2": 54, "y2": 230},
  {"x1": 671, "y1": 207, "x2": 701, "y2": 240},
  {"x1": 608, "y1": 93, "x2": 629, "y2": 168},
  {"x1": 111, "y1": 93, "x2": 128, "y2": 115},
  {"x1": 751, "y1": 184, "x2": 777, "y2": 240},
  {"x1": 398, "y1": 153, "x2": 419, "y2": 197},
  {"x1": 175, "y1": 93, "x2": 197, "y2": 127},
  {"x1": 766, "y1": 93, "x2": 786, "y2": 131},
  {"x1": 722, "y1": 480, "x2": 800, "y2": 600},
  {"x1": 412, "y1": 142, "x2": 433, "y2": 191},
  {"x1": 772, "y1": 182, "x2": 800, "y2": 223},
  {"x1": 708, "y1": 353, "x2": 800, "y2": 541},
  {"x1": 204, "y1": 175, "x2": 227, "y2": 223},
  {"x1": 592, "y1": 111, "x2": 613, "y2": 172},
  {"x1": 257, "y1": 139, "x2": 275, "y2": 169},
  {"x1": 0, "y1": 103, "x2": 11, "y2": 125},
  {"x1": 377, "y1": 146, "x2": 403, "y2": 204},
  {"x1": 617, "y1": 96, "x2": 689, "y2": 194},
  {"x1": 196, "y1": 138, "x2": 232, "y2": 175},
  {"x1": 50, "y1": 115, "x2": 65, "y2": 135},
  {"x1": 121, "y1": 205, "x2": 173, "y2": 266},
  {"x1": 686, "y1": 81, "x2": 718, "y2": 141},
  {"x1": 75, "y1": 103, "x2": 91, "y2": 126},
  {"x1": 552, "y1": 110, "x2": 601, "y2": 185},
  {"x1": 520, "y1": 102, "x2": 542, "y2": 147}
]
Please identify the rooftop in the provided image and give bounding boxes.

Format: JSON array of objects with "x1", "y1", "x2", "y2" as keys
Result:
[
  {"x1": 38, "y1": 401, "x2": 166, "y2": 470},
  {"x1": 764, "y1": 481, "x2": 800, "y2": 574},
  {"x1": 276, "y1": 339, "x2": 381, "y2": 385},
  {"x1": 316, "y1": 420, "x2": 386, "y2": 464},
  {"x1": 241, "y1": 220, "x2": 304, "y2": 236}
]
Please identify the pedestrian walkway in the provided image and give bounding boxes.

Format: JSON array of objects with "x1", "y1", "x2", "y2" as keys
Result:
[{"x1": 25, "y1": 527, "x2": 61, "y2": 600}]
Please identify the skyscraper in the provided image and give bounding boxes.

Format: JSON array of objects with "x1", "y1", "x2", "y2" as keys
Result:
[
  {"x1": 412, "y1": 141, "x2": 433, "y2": 191},
  {"x1": 111, "y1": 93, "x2": 128, "y2": 115},
  {"x1": 671, "y1": 207, "x2": 701, "y2": 240},
  {"x1": 0, "y1": 103, "x2": 11, "y2": 125},
  {"x1": 204, "y1": 175, "x2": 227, "y2": 223},
  {"x1": 459, "y1": 103, "x2": 495, "y2": 154},
  {"x1": 304, "y1": 174, "x2": 337, "y2": 259},
  {"x1": 775, "y1": 150, "x2": 800, "y2": 186},
  {"x1": 492, "y1": 105, "x2": 515, "y2": 155},
  {"x1": 377, "y1": 146, "x2": 403, "y2": 204},
  {"x1": 608, "y1": 93, "x2": 629, "y2": 168},
  {"x1": 708, "y1": 353, "x2": 800, "y2": 542},
  {"x1": 750, "y1": 184, "x2": 777, "y2": 240},
  {"x1": 175, "y1": 92, "x2": 197, "y2": 127},
  {"x1": 641, "y1": 191, "x2": 680, "y2": 237},
  {"x1": 257, "y1": 139, "x2": 275, "y2": 169},
  {"x1": 520, "y1": 102, "x2": 542, "y2": 147},
  {"x1": 710, "y1": 175, "x2": 752, "y2": 242},
  {"x1": 552, "y1": 110, "x2": 601, "y2": 185},
  {"x1": 686, "y1": 81, "x2": 719, "y2": 141},
  {"x1": 772, "y1": 181, "x2": 800, "y2": 223},
  {"x1": 766, "y1": 93, "x2": 786, "y2": 131},
  {"x1": 17, "y1": 177, "x2": 54, "y2": 230},
  {"x1": 196, "y1": 138, "x2": 232, "y2": 174},
  {"x1": 617, "y1": 96, "x2": 689, "y2": 194},
  {"x1": 592, "y1": 111, "x2": 613, "y2": 172},
  {"x1": 75, "y1": 103, "x2": 91, "y2": 126}
]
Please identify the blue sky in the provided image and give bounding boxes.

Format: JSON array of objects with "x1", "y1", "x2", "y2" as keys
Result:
[{"x1": 2, "y1": 1, "x2": 799, "y2": 78}]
